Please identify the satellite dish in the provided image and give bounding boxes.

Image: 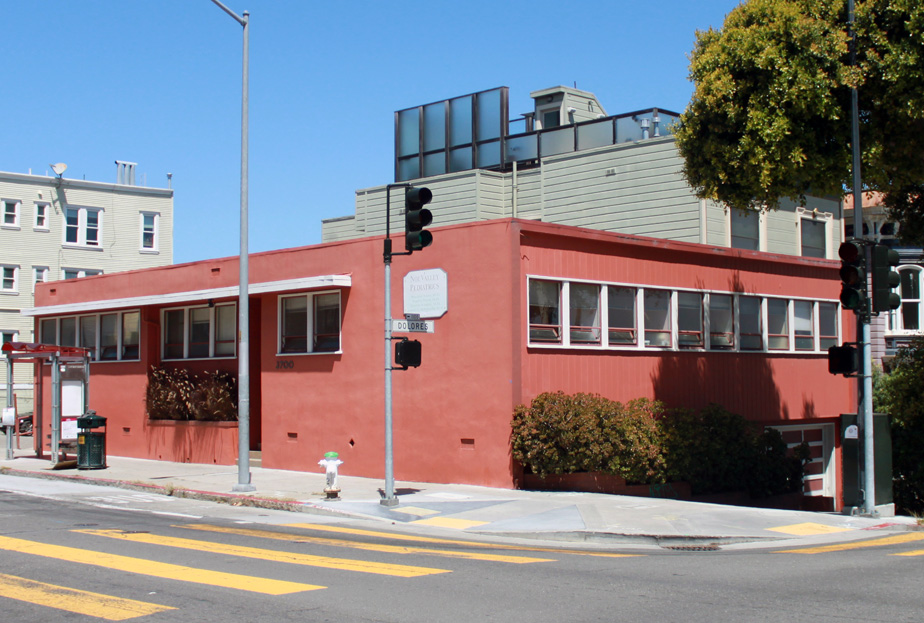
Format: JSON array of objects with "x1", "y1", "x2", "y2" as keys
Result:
[{"x1": 50, "y1": 163, "x2": 67, "y2": 176}]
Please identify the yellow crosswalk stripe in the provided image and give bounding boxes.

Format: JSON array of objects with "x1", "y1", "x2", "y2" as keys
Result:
[
  {"x1": 0, "y1": 535, "x2": 321, "y2": 595},
  {"x1": 776, "y1": 532, "x2": 924, "y2": 554},
  {"x1": 0, "y1": 573, "x2": 175, "y2": 621},
  {"x1": 179, "y1": 523, "x2": 554, "y2": 564},
  {"x1": 77, "y1": 529, "x2": 451, "y2": 578},
  {"x1": 283, "y1": 522, "x2": 639, "y2": 558}
]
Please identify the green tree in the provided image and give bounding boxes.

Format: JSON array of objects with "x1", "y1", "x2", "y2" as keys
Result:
[
  {"x1": 675, "y1": 0, "x2": 924, "y2": 243},
  {"x1": 874, "y1": 338, "x2": 924, "y2": 514}
]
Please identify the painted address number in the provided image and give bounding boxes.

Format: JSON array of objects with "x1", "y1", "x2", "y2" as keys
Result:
[{"x1": 276, "y1": 360, "x2": 294, "y2": 369}]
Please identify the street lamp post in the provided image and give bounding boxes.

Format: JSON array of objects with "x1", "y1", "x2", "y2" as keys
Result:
[{"x1": 210, "y1": 0, "x2": 254, "y2": 492}]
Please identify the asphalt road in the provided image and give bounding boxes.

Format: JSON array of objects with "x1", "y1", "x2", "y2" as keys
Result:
[{"x1": 0, "y1": 477, "x2": 922, "y2": 622}]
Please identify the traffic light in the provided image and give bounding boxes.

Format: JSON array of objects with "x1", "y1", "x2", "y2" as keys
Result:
[
  {"x1": 838, "y1": 241, "x2": 866, "y2": 312},
  {"x1": 828, "y1": 345, "x2": 858, "y2": 376},
  {"x1": 405, "y1": 186, "x2": 433, "y2": 252},
  {"x1": 394, "y1": 338, "x2": 422, "y2": 369},
  {"x1": 870, "y1": 244, "x2": 901, "y2": 313}
]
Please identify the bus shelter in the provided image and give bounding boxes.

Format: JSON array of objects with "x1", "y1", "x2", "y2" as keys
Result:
[{"x1": 2, "y1": 342, "x2": 91, "y2": 464}]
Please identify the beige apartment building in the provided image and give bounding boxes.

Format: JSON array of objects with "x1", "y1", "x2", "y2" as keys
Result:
[{"x1": 1, "y1": 163, "x2": 173, "y2": 411}]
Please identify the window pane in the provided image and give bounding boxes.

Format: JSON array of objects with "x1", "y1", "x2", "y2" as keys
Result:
[
  {"x1": 281, "y1": 296, "x2": 308, "y2": 353},
  {"x1": 900, "y1": 269, "x2": 920, "y2": 300},
  {"x1": 41, "y1": 319, "x2": 57, "y2": 345},
  {"x1": 475, "y1": 88, "x2": 501, "y2": 141},
  {"x1": 794, "y1": 300, "x2": 814, "y2": 350},
  {"x1": 576, "y1": 119, "x2": 614, "y2": 150},
  {"x1": 767, "y1": 299, "x2": 789, "y2": 350},
  {"x1": 423, "y1": 102, "x2": 446, "y2": 152},
  {"x1": 801, "y1": 219, "x2": 826, "y2": 258},
  {"x1": 902, "y1": 302, "x2": 920, "y2": 331},
  {"x1": 570, "y1": 283, "x2": 600, "y2": 344},
  {"x1": 709, "y1": 294, "x2": 734, "y2": 349},
  {"x1": 100, "y1": 313, "x2": 118, "y2": 360},
  {"x1": 644, "y1": 289, "x2": 671, "y2": 347},
  {"x1": 122, "y1": 312, "x2": 140, "y2": 359},
  {"x1": 541, "y1": 127, "x2": 574, "y2": 157},
  {"x1": 475, "y1": 140, "x2": 500, "y2": 168},
  {"x1": 449, "y1": 95, "x2": 473, "y2": 146},
  {"x1": 66, "y1": 209, "x2": 79, "y2": 243},
  {"x1": 505, "y1": 134, "x2": 538, "y2": 164},
  {"x1": 397, "y1": 108, "x2": 419, "y2": 157},
  {"x1": 529, "y1": 280, "x2": 560, "y2": 343},
  {"x1": 423, "y1": 152, "x2": 445, "y2": 177},
  {"x1": 607, "y1": 286, "x2": 637, "y2": 345},
  {"x1": 60, "y1": 317, "x2": 77, "y2": 347},
  {"x1": 739, "y1": 296, "x2": 762, "y2": 350},
  {"x1": 314, "y1": 293, "x2": 341, "y2": 352},
  {"x1": 86, "y1": 210, "x2": 99, "y2": 246},
  {"x1": 449, "y1": 146, "x2": 472, "y2": 172},
  {"x1": 819, "y1": 302, "x2": 837, "y2": 349},
  {"x1": 215, "y1": 305, "x2": 236, "y2": 356},
  {"x1": 731, "y1": 210, "x2": 759, "y2": 250},
  {"x1": 677, "y1": 292, "x2": 703, "y2": 348},
  {"x1": 79, "y1": 316, "x2": 97, "y2": 356},
  {"x1": 164, "y1": 309, "x2": 185, "y2": 359},
  {"x1": 188, "y1": 307, "x2": 210, "y2": 358}
]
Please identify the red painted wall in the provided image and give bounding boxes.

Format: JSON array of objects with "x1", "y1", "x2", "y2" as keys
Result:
[{"x1": 29, "y1": 219, "x2": 852, "y2": 495}]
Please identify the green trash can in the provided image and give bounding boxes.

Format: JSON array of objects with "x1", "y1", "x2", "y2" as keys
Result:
[{"x1": 77, "y1": 411, "x2": 107, "y2": 470}]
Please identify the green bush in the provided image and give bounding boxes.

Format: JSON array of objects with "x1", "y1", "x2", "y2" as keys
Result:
[
  {"x1": 512, "y1": 395, "x2": 804, "y2": 496},
  {"x1": 875, "y1": 338, "x2": 924, "y2": 514},
  {"x1": 661, "y1": 404, "x2": 804, "y2": 496},
  {"x1": 511, "y1": 392, "x2": 666, "y2": 484},
  {"x1": 146, "y1": 366, "x2": 238, "y2": 422}
]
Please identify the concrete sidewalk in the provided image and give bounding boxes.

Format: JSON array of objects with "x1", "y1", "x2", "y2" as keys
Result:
[{"x1": 0, "y1": 439, "x2": 918, "y2": 548}]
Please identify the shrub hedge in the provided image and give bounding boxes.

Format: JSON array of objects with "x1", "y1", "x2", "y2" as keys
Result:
[
  {"x1": 511, "y1": 392, "x2": 805, "y2": 496},
  {"x1": 146, "y1": 366, "x2": 238, "y2": 422}
]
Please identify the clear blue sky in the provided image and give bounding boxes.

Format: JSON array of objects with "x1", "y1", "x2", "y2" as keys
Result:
[{"x1": 2, "y1": 0, "x2": 741, "y2": 264}]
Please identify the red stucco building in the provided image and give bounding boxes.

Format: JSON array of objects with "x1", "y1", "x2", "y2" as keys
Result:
[{"x1": 22, "y1": 218, "x2": 852, "y2": 506}]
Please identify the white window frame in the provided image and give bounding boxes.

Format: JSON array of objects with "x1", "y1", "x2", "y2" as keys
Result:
[
  {"x1": 140, "y1": 211, "x2": 159, "y2": 252},
  {"x1": 888, "y1": 265, "x2": 922, "y2": 335},
  {"x1": 796, "y1": 208, "x2": 833, "y2": 259},
  {"x1": 33, "y1": 202, "x2": 50, "y2": 230},
  {"x1": 32, "y1": 266, "x2": 49, "y2": 294},
  {"x1": 1, "y1": 265, "x2": 19, "y2": 294},
  {"x1": 1, "y1": 199, "x2": 21, "y2": 229},
  {"x1": 1, "y1": 329, "x2": 17, "y2": 345},
  {"x1": 161, "y1": 303, "x2": 237, "y2": 361},
  {"x1": 727, "y1": 207, "x2": 766, "y2": 252},
  {"x1": 63, "y1": 206, "x2": 104, "y2": 248},
  {"x1": 277, "y1": 290, "x2": 343, "y2": 355},
  {"x1": 525, "y1": 275, "x2": 840, "y2": 355}
]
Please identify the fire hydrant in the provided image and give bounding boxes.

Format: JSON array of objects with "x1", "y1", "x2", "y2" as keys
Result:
[{"x1": 318, "y1": 451, "x2": 343, "y2": 500}]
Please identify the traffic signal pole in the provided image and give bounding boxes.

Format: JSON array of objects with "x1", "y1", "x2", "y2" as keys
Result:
[
  {"x1": 380, "y1": 183, "x2": 433, "y2": 506},
  {"x1": 848, "y1": 0, "x2": 876, "y2": 516}
]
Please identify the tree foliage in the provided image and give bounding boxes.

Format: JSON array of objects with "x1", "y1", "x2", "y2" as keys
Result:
[
  {"x1": 874, "y1": 338, "x2": 924, "y2": 514},
  {"x1": 676, "y1": 0, "x2": 924, "y2": 243}
]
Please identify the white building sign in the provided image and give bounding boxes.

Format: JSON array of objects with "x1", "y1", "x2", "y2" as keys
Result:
[{"x1": 403, "y1": 268, "x2": 448, "y2": 318}]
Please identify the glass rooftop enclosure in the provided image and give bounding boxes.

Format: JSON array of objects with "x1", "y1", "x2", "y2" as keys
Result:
[{"x1": 395, "y1": 86, "x2": 680, "y2": 182}]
